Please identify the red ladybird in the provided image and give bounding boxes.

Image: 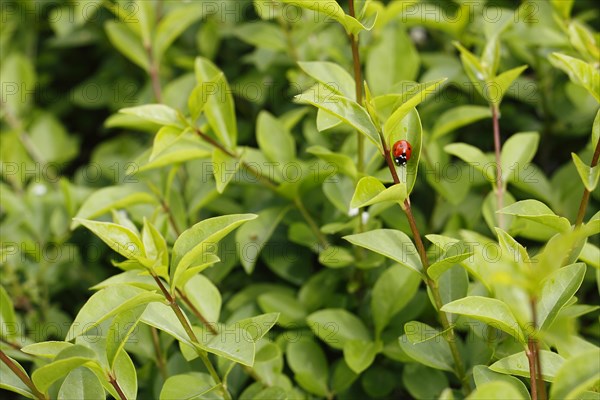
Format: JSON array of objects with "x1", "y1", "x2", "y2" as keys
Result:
[{"x1": 392, "y1": 140, "x2": 412, "y2": 166}]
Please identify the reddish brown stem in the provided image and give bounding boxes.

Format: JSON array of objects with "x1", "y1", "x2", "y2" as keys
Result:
[
  {"x1": 0, "y1": 350, "x2": 48, "y2": 400},
  {"x1": 528, "y1": 298, "x2": 547, "y2": 400},
  {"x1": 150, "y1": 327, "x2": 168, "y2": 380},
  {"x1": 176, "y1": 288, "x2": 218, "y2": 335},
  {"x1": 492, "y1": 105, "x2": 505, "y2": 229},
  {"x1": 108, "y1": 372, "x2": 128, "y2": 400},
  {"x1": 575, "y1": 137, "x2": 600, "y2": 226},
  {"x1": 527, "y1": 339, "x2": 539, "y2": 400}
]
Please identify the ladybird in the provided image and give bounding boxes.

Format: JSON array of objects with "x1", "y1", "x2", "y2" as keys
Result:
[{"x1": 392, "y1": 140, "x2": 412, "y2": 166}]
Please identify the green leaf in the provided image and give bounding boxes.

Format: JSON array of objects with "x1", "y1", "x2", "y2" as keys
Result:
[
  {"x1": 0, "y1": 285, "x2": 17, "y2": 340},
  {"x1": 344, "y1": 229, "x2": 423, "y2": 274},
  {"x1": 159, "y1": 372, "x2": 216, "y2": 400},
  {"x1": 141, "y1": 302, "x2": 193, "y2": 347},
  {"x1": 21, "y1": 342, "x2": 73, "y2": 359},
  {"x1": 143, "y1": 128, "x2": 212, "y2": 171},
  {"x1": 537, "y1": 263, "x2": 586, "y2": 330},
  {"x1": 350, "y1": 177, "x2": 406, "y2": 209},
  {"x1": 212, "y1": 148, "x2": 240, "y2": 194},
  {"x1": 454, "y1": 41, "x2": 486, "y2": 96},
  {"x1": 183, "y1": 274, "x2": 222, "y2": 324},
  {"x1": 441, "y1": 296, "x2": 525, "y2": 343},
  {"x1": 402, "y1": 363, "x2": 449, "y2": 400},
  {"x1": 366, "y1": 24, "x2": 420, "y2": 96},
  {"x1": 331, "y1": 359, "x2": 359, "y2": 394},
  {"x1": 136, "y1": 0, "x2": 154, "y2": 47},
  {"x1": 235, "y1": 313, "x2": 279, "y2": 342},
  {"x1": 257, "y1": 292, "x2": 306, "y2": 328},
  {"x1": 106, "y1": 305, "x2": 147, "y2": 370},
  {"x1": 551, "y1": 349, "x2": 600, "y2": 400},
  {"x1": 286, "y1": 338, "x2": 329, "y2": 397},
  {"x1": 256, "y1": 111, "x2": 296, "y2": 165},
  {"x1": 297, "y1": 61, "x2": 355, "y2": 98},
  {"x1": 445, "y1": 143, "x2": 495, "y2": 183},
  {"x1": 307, "y1": 309, "x2": 370, "y2": 350},
  {"x1": 383, "y1": 79, "x2": 447, "y2": 139},
  {"x1": 399, "y1": 321, "x2": 454, "y2": 371},
  {"x1": 490, "y1": 350, "x2": 565, "y2": 382},
  {"x1": 280, "y1": 0, "x2": 372, "y2": 35},
  {"x1": 549, "y1": 53, "x2": 600, "y2": 103},
  {"x1": 195, "y1": 57, "x2": 237, "y2": 149},
  {"x1": 306, "y1": 146, "x2": 358, "y2": 179},
  {"x1": 343, "y1": 340, "x2": 380, "y2": 374},
  {"x1": 104, "y1": 21, "x2": 149, "y2": 70},
  {"x1": 32, "y1": 345, "x2": 98, "y2": 393},
  {"x1": 112, "y1": 349, "x2": 137, "y2": 400},
  {"x1": 371, "y1": 265, "x2": 421, "y2": 336},
  {"x1": 501, "y1": 132, "x2": 540, "y2": 183},
  {"x1": 473, "y1": 365, "x2": 531, "y2": 400},
  {"x1": 66, "y1": 286, "x2": 162, "y2": 340},
  {"x1": 318, "y1": 246, "x2": 355, "y2": 269},
  {"x1": 467, "y1": 381, "x2": 526, "y2": 400},
  {"x1": 432, "y1": 105, "x2": 492, "y2": 139},
  {"x1": 234, "y1": 21, "x2": 287, "y2": 51},
  {"x1": 142, "y1": 219, "x2": 169, "y2": 272},
  {"x1": 0, "y1": 353, "x2": 35, "y2": 398},
  {"x1": 428, "y1": 250, "x2": 474, "y2": 281},
  {"x1": 498, "y1": 200, "x2": 571, "y2": 233},
  {"x1": 154, "y1": 4, "x2": 205, "y2": 63},
  {"x1": 488, "y1": 65, "x2": 528, "y2": 105},
  {"x1": 193, "y1": 324, "x2": 255, "y2": 366},
  {"x1": 74, "y1": 218, "x2": 145, "y2": 261},
  {"x1": 294, "y1": 84, "x2": 382, "y2": 152},
  {"x1": 171, "y1": 214, "x2": 257, "y2": 289},
  {"x1": 71, "y1": 185, "x2": 157, "y2": 229},
  {"x1": 120, "y1": 104, "x2": 184, "y2": 128},
  {"x1": 235, "y1": 206, "x2": 290, "y2": 274},
  {"x1": 58, "y1": 367, "x2": 105, "y2": 400},
  {"x1": 572, "y1": 153, "x2": 600, "y2": 191},
  {"x1": 495, "y1": 228, "x2": 530, "y2": 264}
]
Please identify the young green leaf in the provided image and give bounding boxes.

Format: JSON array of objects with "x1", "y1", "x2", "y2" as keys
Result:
[
  {"x1": 295, "y1": 84, "x2": 382, "y2": 152},
  {"x1": 473, "y1": 365, "x2": 531, "y2": 400},
  {"x1": 399, "y1": 321, "x2": 454, "y2": 371},
  {"x1": 383, "y1": 79, "x2": 446, "y2": 138},
  {"x1": 136, "y1": 0, "x2": 154, "y2": 47},
  {"x1": 141, "y1": 302, "x2": 193, "y2": 347},
  {"x1": 350, "y1": 176, "x2": 407, "y2": 209},
  {"x1": 257, "y1": 292, "x2": 306, "y2": 328},
  {"x1": 427, "y1": 251, "x2": 474, "y2": 281},
  {"x1": 120, "y1": 104, "x2": 184, "y2": 128},
  {"x1": 537, "y1": 263, "x2": 586, "y2": 331},
  {"x1": 212, "y1": 148, "x2": 240, "y2": 194},
  {"x1": 280, "y1": 0, "x2": 372, "y2": 35},
  {"x1": 386, "y1": 107, "x2": 423, "y2": 195},
  {"x1": 444, "y1": 143, "x2": 496, "y2": 183},
  {"x1": 344, "y1": 229, "x2": 423, "y2": 274},
  {"x1": 550, "y1": 349, "x2": 600, "y2": 400},
  {"x1": 195, "y1": 57, "x2": 238, "y2": 149},
  {"x1": 572, "y1": 153, "x2": 600, "y2": 191},
  {"x1": 488, "y1": 65, "x2": 528, "y2": 105},
  {"x1": 497, "y1": 200, "x2": 571, "y2": 233},
  {"x1": 171, "y1": 214, "x2": 257, "y2": 289},
  {"x1": 490, "y1": 350, "x2": 565, "y2": 382},
  {"x1": 298, "y1": 61, "x2": 355, "y2": 98},
  {"x1": 549, "y1": 53, "x2": 600, "y2": 103},
  {"x1": 159, "y1": 372, "x2": 216, "y2": 400},
  {"x1": 31, "y1": 345, "x2": 98, "y2": 393},
  {"x1": 154, "y1": 5, "x2": 206, "y2": 63},
  {"x1": 66, "y1": 286, "x2": 162, "y2": 340},
  {"x1": 73, "y1": 218, "x2": 145, "y2": 260},
  {"x1": 106, "y1": 305, "x2": 147, "y2": 370},
  {"x1": 500, "y1": 132, "x2": 540, "y2": 183},
  {"x1": 58, "y1": 367, "x2": 105, "y2": 400},
  {"x1": 306, "y1": 146, "x2": 358, "y2": 179},
  {"x1": 112, "y1": 349, "x2": 137, "y2": 400},
  {"x1": 0, "y1": 286, "x2": 17, "y2": 341},
  {"x1": 183, "y1": 274, "x2": 222, "y2": 324},
  {"x1": 441, "y1": 296, "x2": 525, "y2": 343},
  {"x1": 0, "y1": 354, "x2": 35, "y2": 398}
]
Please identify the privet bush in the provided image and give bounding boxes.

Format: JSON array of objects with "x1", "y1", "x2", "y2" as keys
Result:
[{"x1": 1, "y1": 1, "x2": 599, "y2": 399}]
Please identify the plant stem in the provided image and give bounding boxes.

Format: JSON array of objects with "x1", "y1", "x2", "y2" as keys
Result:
[
  {"x1": 176, "y1": 288, "x2": 219, "y2": 335},
  {"x1": 575, "y1": 137, "x2": 600, "y2": 226},
  {"x1": 150, "y1": 273, "x2": 231, "y2": 400},
  {"x1": 150, "y1": 327, "x2": 168, "y2": 380},
  {"x1": 527, "y1": 298, "x2": 546, "y2": 400},
  {"x1": 108, "y1": 372, "x2": 128, "y2": 400},
  {"x1": 491, "y1": 104, "x2": 505, "y2": 229},
  {"x1": 381, "y1": 142, "x2": 471, "y2": 393},
  {"x1": 145, "y1": 42, "x2": 162, "y2": 103},
  {"x1": 348, "y1": 0, "x2": 364, "y2": 174},
  {"x1": 0, "y1": 350, "x2": 48, "y2": 400}
]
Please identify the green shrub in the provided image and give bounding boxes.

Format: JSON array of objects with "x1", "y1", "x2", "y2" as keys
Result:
[{"x1": 1, "y1": 1, "x2": 598, "y2": 399}]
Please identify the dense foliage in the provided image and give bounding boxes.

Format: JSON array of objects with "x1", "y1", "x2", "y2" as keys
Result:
[{"x1": 1, "y1": 0, "x2": 599, "y2": 399}]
